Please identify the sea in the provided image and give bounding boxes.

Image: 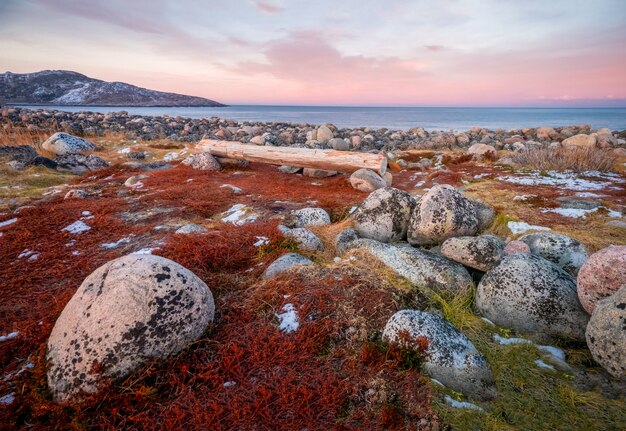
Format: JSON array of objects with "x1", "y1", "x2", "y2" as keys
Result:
[{"x1": 21, "y1": 105, "x2": 626, "y2": 132}]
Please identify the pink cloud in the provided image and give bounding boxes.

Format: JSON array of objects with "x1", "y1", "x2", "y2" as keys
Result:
[
  {"x1": 424, "y1": 45, "x2": 448, "y2": 52},
  {"x1": 254, "y1": 1, "x2": 284, "y2": 14}
]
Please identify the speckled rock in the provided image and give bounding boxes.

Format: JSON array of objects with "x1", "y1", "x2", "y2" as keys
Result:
[
  {"x1": 383, "y1": 310, "x2": 496, "y2": 400},
  {"x1": 504, "y1": 240, "x2": 531, "y2": 256},
  {"x1": 302, "y1": 168, "x2": 338, "y2": 178},
  {"x1": 278, "y1": 165, "x2": 302, "y2": 174},
  {"x1": 352, "y1": 187, "x2": 416, "y2": 243},
  {"x1": 518, "y1": 232, "x2": 588, "y2": 276},
  {"x1": 175, "y1": 224, "x2": 208, "y2": 234},
  {"x1": 586, "y1": 285, "x2": 626, "y2": 377},
  {"x1": 577, "y1": 245, "x2": 626, "y2": 314},
  {"x1": 346, "y1": 238, "x2": 474, "y2": 294},
  {"x1": 262, "y1": 253, "x2": 314, "y2": 279},
  {"x1": 42, "y1": 132, "x2": 95, "y2": 155},
  {"x1": 476, "y1": 254, "x2": 589, "y2": 341},
  {"x1": 284, "y1": 207, "x2": 331, "y2": 228},
  {"x1": 316, "y1": 125, "x2": 334, "y2": 144},
  {"x1": 64, "y1": 189, "x2": 88, "y2": 200},
  {"x1": 470, "y1": 199, "x2": 495, "y2": 232},
  {"x1": 349, "y1": 168, "x2": 387, "y2": 192},
  {"x1": 467, "y1": 143, "x2": 496, "y2": 158},
  {"x1": 47, "y1": 255, "x2": 214, "y2": 403},
  {"x1": 181, "y1": 153, "x2": 221, "y2": 171},
  {"x1": 335, "y1": 228, "x2": 359, "y2": 256},
  {"x1": 407, "y1": 185, "x2": 479, "y2": 246},
  {"x1": 55, "y1": 154, "x2": 109, "y2": 174},
  {"x1": 278, "y1": 225, "x2": 324, "y2": 252},
  {"x1": 441, "y1": 235, "x2": 504, "y2": 272}
]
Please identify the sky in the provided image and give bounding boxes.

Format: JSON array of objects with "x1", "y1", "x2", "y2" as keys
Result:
[{"x1": 1, "y1": 0, "x2": 625, "y2": 107}]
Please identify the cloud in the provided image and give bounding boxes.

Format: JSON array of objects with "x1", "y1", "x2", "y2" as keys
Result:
[
  {"x1": 254, "y1": 1, "x2": 284, "y2": 14},
  {"x1": 424, "y1": 45, "x2": 448, "y2": 52}
]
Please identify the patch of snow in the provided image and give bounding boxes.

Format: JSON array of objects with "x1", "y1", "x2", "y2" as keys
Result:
[
  {"x1": 186, "y1": 179, "x2": 193, "y2": 183},
  {"x1": 276, "y1": 303, "x2": 299, "y2": 333},
  {"x1": 0, "y1": 393, "x2": 15, "y2": 405},
  {"x1": 537, "y1": 345, "x2": 566, "y2": 362},
  {"x1": 254, "y1": 236, "x2": 269, "y2": 247},
  {"x1": 493, "y1": 334, "x2": 532, "y2": 345},
  {"x1": 430, "y1": 378, "x2": 444, "y2": 387},
  {"x1": 220, "y1": 184, "x2": 243, "y2": 193},
  {"x1": 221, "y1": 204, "x2": 257, "y2": 225},
  {"x1": 575, "y1": 192, "x2": 603, "y2": 198},
  {"x1": 101, "y1": 236, "x2": 134, "y2": 249},
  {"x1": 497, "y1": 171, "x2": 616, "y2": 191},
  {"x1": 513, "y1": 194, "x2": 536, "y2": 201},
  {"x1": 117, "y1": 147, "x2": 131, "y2": 154},
  {"x1": 542, "y1": 206, "x2": 622, "y2": 219},
  {"x1": 444, "y1": 396, "x2": 484, "y2": 412},
  {"x1": 223, "y1": 381, "x2": 236, "y2": 388},
  {"x1": 0, "y1": 332, "x2": 19, "y2": 342},
  {"x1": 3, "y1": 361, "x2": 34, "y2": 382},
  {"x1": 481, "y1": 317, "x2": 495, "y2": 326},
  {"x1": 0, "y1": 218, "x2": 17, "y2": 228},
  {"x1": 349, "y1": 206, "x2": 358, "y2": 214},
  {"x1": 72, "y1": 251, "x2": 80, "y2": 256},
  {"x1": 507, "y1": 221, "x2": 551, "y2": 234},
  {"x1": 415, "y1": 180, "x2": 425, "y2": 187},
  {"x1": 163, "y1": 152, "x2": 180, "y2": 162},
  {"x1": 473, "y1": 173, "x2": 490, "y2": 179},
  {"x1": 535, "y1": 359, "x2": 555, "y2": 371},
  {"x1": 62, "y1": 220, "x2": 91, "y2": 234},
  {"x1": 81, "y1": 211, "x2": 94, "y2": 219},
  {"x1": 131, "y1": 247, "x2": 157, "y2": 255}
]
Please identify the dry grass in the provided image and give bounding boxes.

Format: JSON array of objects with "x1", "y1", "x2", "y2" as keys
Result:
[{"x1": 511, "y1": 147, "x2": 617, "y2": 172}]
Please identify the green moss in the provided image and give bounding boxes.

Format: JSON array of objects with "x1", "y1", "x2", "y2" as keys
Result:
[{"x1": 0, "y1": 164, "x2": 75, "y2": 210}]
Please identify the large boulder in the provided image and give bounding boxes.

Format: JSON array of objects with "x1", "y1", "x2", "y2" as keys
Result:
[
  {"x1": 476, "y1": 254, "x2": 589, "y2": 341},
  {"x1": 284, "y1": 208, "x2": 331, "y2": 228},
  {"x1": 586, "y1": 285, "x2": 626, "y2": 377},
  {"x1": 302, "y1": 168, "x2": 337, "y2": 178},
  {"x1": 349, "y1": 169, "x2": 387, "y2": 192},
  {"x1": 467, "y1": 143, "x2": 496, "y2": 158},
  {"x1": 47, "y1": 255, "x2": 214, "y2": 403},
  {"x1": 42, "y1": 132, "x2": 96, "y2": 155},
  {"x1": 470, "y1": 199, "x2": 495, "y2": 232},
  {"x1": 352, "y1": 187, "x2": 416, "y2": 243},
  {"x1": 561, "y1": 134, "x2": 597, "y2": 149},
  {"x1": 262, "y1": 253, "x2": 313, "y2": 279},
  {"x1": 441, "y1": 235, "x2": 504, "y2": 272},
  {"x1": 329, "y1": 138, "x2": 349, "y2": 151},
  {"x1": 278, "y1": 225, "x2": 324, "y2": 252},
  {"x1": 407, "y1": 185, "x2": 479, "y2": 246},
  {"x1": 181, "y1": 153, "x2": 221, "y2": 171},
  {"x1": 383, "y1": 310, "x2": 496, "y2": 400},
  {"x1": 346, "y1": 239, "x2": 474, "y2": 294},
  {"x1": 577, "y1": 245, "x2": 626, "y2": 314},
  {"x1": 316, "y1": 125, "x2": 334, "y2": 144},
  {"x1": 55, "y1": 154, "x2": 109, "y2": 174},
  {"x1": 518, "y1": 233, "x2": 588, "y2": 276}
]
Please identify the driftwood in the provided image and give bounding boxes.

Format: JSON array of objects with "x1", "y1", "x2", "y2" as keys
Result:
[{"x1": 197, "y1": 139, "x2": 387, "y2": 175}]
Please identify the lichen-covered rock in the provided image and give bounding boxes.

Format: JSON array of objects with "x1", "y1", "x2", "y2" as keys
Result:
[
  {"x1": 504, "y1": 240, "x2": 531, "y2": 256},
  {"x1": 262, "y1": 253, "x2": 314, "y2": 279},
  {"x1": 278, "y1": 165, "x2": 302, "y2": 174},
  {"x1": 518, "y1": 232, "x2": 588, "y2": 276},
  {"x1": 42, "y1": 132, "x2": 96, "y2": 155},
  {"x1": 349, "y1": 168, "x2": 387, "y2": 192},
  {"x1": 470, "y1": 199, "x2": 495, "y2": 232},
  {"x1": 284, "y1": 207, "x2": 331, "y2": 228},
  {"x1": 64, "y1": 189, "x2": 88, "y2": 200},
  {"x1": 55, "y1": 154, "x2": 109, "y2": 174},
  {"x1": 335, "y1": 228, "x2": 359, "y2": 256},
  {"x1": 175, "y1": 224, "x2": 208, "y2": 234},
  {"x1": 47, "y1": 255, "x2": 214, "y2": 403},
  {"x1": 278, "y1": 225, "x2": 324, "y2": 252},
  {"x1": 181, "y1": 153, "x2": 221, "y2": 171},
  {"x1": 586, "y1": 285, "x2": 626, "y2": 377},
  {"x1": 577, "y1": 245, "x2": 626, "y2": 314},
  {"x1": 352, "y1": 187, "x2": 416, "y2": 243},
  {"x1": 408, "y1": 185, "x2": 479, "y2": 246},
  {"x1": 476, "y1": 254, "x2": 589, "y2": 341},
  {"x1": 346, "y1": 239, "x2": 474, "y2": 294},
  {"x1": 441, "y1": 235, "x2": 504, "y2": 272},
  {"x1": 383, "y1": 310, "x2": 496, "y2": 400}
]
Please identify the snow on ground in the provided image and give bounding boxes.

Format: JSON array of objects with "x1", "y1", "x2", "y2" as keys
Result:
[
  {"x1": 101, "y1": 236, "x2": 134, "y2": 249},
  {"x1": 62, "y1": 220, "x2": 91, "y2": 234},
  {"x1": 117, "y1": 147, "x2": 131, "y2": 154},
  {"x1": 220, "y1": 184, "x2": 243, "y2": 193},
  {"x1": 0, "y1": 393, "x2": 15, "y2": 405},
  {"x1": 541, "y1": 207, "x2": 622, "y2": 219},
  {"x1": 513, "y1": 194, "x2": 536, "y2": 201},
  {"x1": 535, "y1": 359, "x2": 556, "y2": 371},
  {"x1": 163, "y1": 152, "x2": 180, "y2": 162},
  {"x1": 131, "y1": 247, "x2": 157, "y2": 255},
  {"x1": 221, "y1": 204, "x2": 257, "y2": 225},
  {"x1": 0, "y1": 218, "x2": 17, "y2": 228},
  {"x1": 0, "y1": 331, "x2": 19, "y2": 342},
  {"x1": 507, "y1": 221, "x2": 551, "y2": 234},
  {"x1": 444, "y1": 395, "x2": 484, "y2": 412},
  {"x1": 253, "y1": 236, "x2": 269, "y2": 247},
  {"x1": 493, "y1": 334, "x2": 532, "y2": 345},
  {"x1": 17, "y1": 249, "x2": 39, "y2": 261},
  {"x1": 497, "y1": 171, "x2": 620, "y2": 191},
  {"x1": 276, "y1": 303, "x2": 299, "y2": 333},
  {"x1": 3, "y1": 361, "x2": 34, "y2": 382}
]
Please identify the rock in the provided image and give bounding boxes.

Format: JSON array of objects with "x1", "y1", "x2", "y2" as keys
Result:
[
  {"x1": 124, "y1": 175, "x2": 147, "y2": 187},
  {"x1": 510, "y1": 142, "x2": 527, "y2": 152},
  {"x1": 349, "y1": 168, "x2": 387, "y2": 192},
  {"x1": 278, "y1": 165, "x2": 302, "y2": 174},
  {"x1": 555, "y1": 196, "x2": 601, "y2": 210},
  {"x1": 42, "y1": 132, "x2": 96, "y2": 155},
  {"x1": 470, "y1": 199, "x2": 495, "y2": 232},
  {"x1": 352, "y1": 187, "x2": 416, "y2": 243},
  {"x1": 504, "y1": 240, "x2": 531, "y2": 256},
  {"x1": 302, "y1": 168, "x2": 338, "y2": 178},
  {"x1": 407, "y1": 185, "x2": 479, "y2": 246},
  {"x1": 467, "y1": 143, "x2": 496, "y2": 158},
  {"x1": 383, "y1": 310, "x2": 495, "y2": 400},
  {"x1": 577, "y1": 245, "x2": 626, "y2": 314},
  {"x1": 585, "y1": 285, "x2": 626, "y2": 377},
  {"x1": 316, "y1": 125, "x2": 334, "y2": 144},
  {"x1": 329, "y1": 138, "x2": 349, "y2": 151},
  {"x1": 346, "y1": 239, "x2": 473, "y2": 294},
  {"x1": 55, "y1": 154, "x2": 109, "y2": 174},
  {"x1": 441, "y1": 235, "x2": 504, "y2": 272},
  {"x1": 475, "y1": 254, "x2": 589, "y2": 341},
  {"x1": 181, "y1": 153, "x2": 221, "y2": 171},
  {"x1": 536, "y1": 127, "x2": 557, "y2": 140},
  {"x1": 562, "y1": 134, "x2": 597, "y2": 149},
  {"x1": 46, "y1": 255, "x2": 214, "y2": 403},
  {"x1": 518, "y1": 233, "x2": 588, "y2": 276},
  {"x1": 284, "y1": 207, "x2": 331, "y2": 228},
  {"x1": 249, "y1": 135, "x2": 264, "y2": 145},
  {"x1": 0, "y1": 145, "x2": 39, "y2": 164},
  {"x1": 428, "y1": 133, "x2": 456, "y2": 149},
  {"x1": 175, "y1": 224, "x2": 208, "y2": 234},
  {"x1": 455, "y1": 133, "x2": 470, "y2": 146},
  {"x1": 278, "y1": 225, "x2": 324, "y2": 252},
  {"x1": 216, "y1": 157, "x2": 249, "y2": 168},
  {"x1": 335, "y1": 228, "x2": 359, "y2": 256},
  {"x1": 262, "y1": 253, "x2": 314, "y2": 279},
  {"x1": 383, "y1": 172, "x2": 393, "y2": 186},
  {"x1": 64, "y1": 189, "x2": 88, "y2": 200}
]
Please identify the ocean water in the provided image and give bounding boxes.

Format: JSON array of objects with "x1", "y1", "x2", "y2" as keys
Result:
[{"x1": 21, "y1": 105, "x2": 626, "y2": 131}]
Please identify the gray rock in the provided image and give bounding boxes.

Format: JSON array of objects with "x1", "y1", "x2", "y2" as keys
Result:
[
  {"x1": 329, "y1": 137, "x2": 349, "y2": 151},
  {"x1": 278, "y1": 225, "x2": 324, "y2": 252},
  {"x1": 316, "y1": 125, "x2": 334, "y2": 144},
  {"x1": 586, "y1": 285, "x2": 626, "y2": 377},
  {"x1": 441, "y1": 235, "x2": 504, "y2": 272},
  {"x1": 42, "y1": 132, "x2": 96, "y2": 155},
  {"x1": 55, "y1": 154, "x2": 109, "y2": 174},
  {"x1": 216, "y1": 157, "x2": 249, "y2": 168},
  {"x1": 555, "y1": 197, "x2": 600, "y2": 210},
  {"x1": 64, "y1": 189, "x2": 88, "y2": 200},
  {"x1": 284, "y1": 207, "x2": 331, "y2": 228},
  {"x1": 349, "y1": 168, "x2": 387, "y2": 192},
  {"x1": 278, "y1": 165, "x2": 302, "y2": 174},
  {"x1": 302, "y1": 168, "x2": 338, "y2": 178},
  {"x1": 352, "y1": 187, "x2": 416, "y2": 243},
  {"x1": 335, "y1": 228, "x2": 359, "y2": 256},
  {"x1": 383, "y1": 310, "x2": 496, "y2": 400},
  {"x1": 181, "y1": 153, "x2": 221, "y2": 171},
  {"x1": 346, "y1": 239, "x2": 474, "y2": 294},
  {"x1": 408, "y1": 185, "x2": 479, "y2": 246},
  {"x1": 262, "y1": 253, "x2": 314, "y2": 279},
  {"x1": 175, "y1": 224, "x2": 208, "y2": 234},
  {"x1": 476, "y1": 254, "x2": 589, "y2": 341},
  {"x1": 470, "y1": 199, "x2": 495, "y2": 232},
  {"x1": 518, "y1": 232, "x2": 588, "y2": 276},
  {"x1": 47, "y1": 255, "x2": 214, "y2": 403}
]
